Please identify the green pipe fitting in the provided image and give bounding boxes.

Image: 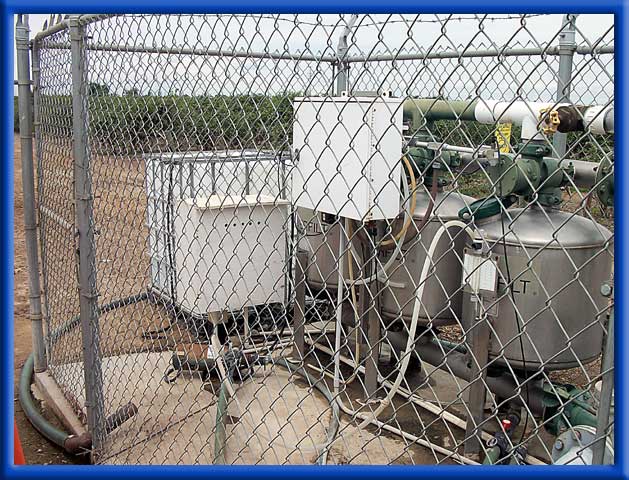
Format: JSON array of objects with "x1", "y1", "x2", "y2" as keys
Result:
[
  {"x1": 432, "y1": 337, "x2": 468, "y2": 355},
  {"x1": 403, "y1": 98, "x2": 478, "y2": 129},
  {"x1": 483, "y1": 445, "x2": 502, "y2": 465},
  {"x1": 596, "y1": 157, "x2": 614, "y2": 208},
  {"x1": 542, "y1": 383, "x2": 598, "y2": 436},
  {"x1": 487, "y1": 142, "x2": 571, "y2": 207}
]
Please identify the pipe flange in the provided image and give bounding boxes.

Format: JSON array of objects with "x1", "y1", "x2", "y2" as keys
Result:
[{"x1": 551, "y1": 425, "x2": 614, "y2": 465}]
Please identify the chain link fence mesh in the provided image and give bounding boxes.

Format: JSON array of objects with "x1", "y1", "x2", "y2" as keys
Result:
[{"x1": 29, "y1": 13, "x2": 614, "y2": 465}]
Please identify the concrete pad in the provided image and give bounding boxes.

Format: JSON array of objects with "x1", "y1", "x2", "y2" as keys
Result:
[{"x1": 55, "y1": 351, "x2": 412, "y2": 464}]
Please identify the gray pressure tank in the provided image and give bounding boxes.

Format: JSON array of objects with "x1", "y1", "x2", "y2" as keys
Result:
[
  {"x1": 380, "y1": 189, "x2": 475, "y2": 326},
  {"x1": 463, "y1": 205, "x2": 613, "y2": 371}
]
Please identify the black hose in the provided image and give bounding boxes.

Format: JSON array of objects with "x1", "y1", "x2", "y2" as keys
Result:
[{"x1": 19, "y1": 353, "x2": 92, "y2": 454}]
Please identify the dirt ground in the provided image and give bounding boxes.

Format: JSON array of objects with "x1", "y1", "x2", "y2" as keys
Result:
[{"x1": 13, "y1": 134, "x2": 85, "y2": 465}]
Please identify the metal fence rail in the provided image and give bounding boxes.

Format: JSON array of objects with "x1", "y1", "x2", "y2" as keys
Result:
[{"x1": 18, "y1": 13, "x2": 614, "y2": 466}]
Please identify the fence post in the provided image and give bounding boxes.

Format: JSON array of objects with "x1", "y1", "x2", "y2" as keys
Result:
[
  {"x1": 553, "y1": 14, "x2": 578, "y2": 158},
  {"x1": 69, "y1": 15, "x2": 106, "y2": 454},
  {"x1": 335, "y1": 15, "x2": 358, "y2": 95},
  {"x1": 592, "y1": 284, "x2": 614, "y2": 465},
  {"x1": 16, "y1": 15, "x2": 47, "y2": 373}
]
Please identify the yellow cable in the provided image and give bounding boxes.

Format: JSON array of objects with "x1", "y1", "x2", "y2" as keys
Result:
[{"x1": 380, "y1": 155, "x2": 417, "y2": 247}]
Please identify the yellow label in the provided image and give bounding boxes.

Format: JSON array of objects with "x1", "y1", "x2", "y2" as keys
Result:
[{"x1": 495, "y1": 123, "x2": 512, "y2": 153}]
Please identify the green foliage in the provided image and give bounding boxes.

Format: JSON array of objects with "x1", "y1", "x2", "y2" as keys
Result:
[
  {"x1": 88, "y1": 94, "x2": 296, "y2": 154},
  {"x1": 88, "y1": 82, "x2": 110, "y2": 96}
]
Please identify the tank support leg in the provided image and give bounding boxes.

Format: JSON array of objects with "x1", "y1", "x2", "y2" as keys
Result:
[
  {"x1": 363, "y1": 254, "x2": 380, "y2": 398},
  {"x1": 464, "y1": 300, "x2": 491, "y2": 457},
  {"x1": 292, "y1": 250, "x2": 308, "y2": 362},
  {"x1": 358, "y1": 282, "x2": 369, "y2": 362}
]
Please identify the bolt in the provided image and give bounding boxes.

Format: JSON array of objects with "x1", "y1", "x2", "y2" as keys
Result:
[
  {"x1": 535, "y1": 147, "x2": 545, "y2": 155},
  {"x1": 554, "y1": 439, "x2": 564, "y2": 451},
  {"x1": 600, "y1": 283, "x2": 613, "y2": 298}
]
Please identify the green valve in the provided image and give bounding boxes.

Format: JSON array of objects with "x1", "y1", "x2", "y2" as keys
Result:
[{"x1": 458, "y1": 195, "x2": 517, "y2": 222}]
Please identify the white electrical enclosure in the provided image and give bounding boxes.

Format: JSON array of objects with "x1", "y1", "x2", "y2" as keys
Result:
[
  {"x1": 173, "y1": 195, "x2": 288, "y2": 315},
  {"x1": 292, "y1": 95, "x2": 404, "y2": 221}
]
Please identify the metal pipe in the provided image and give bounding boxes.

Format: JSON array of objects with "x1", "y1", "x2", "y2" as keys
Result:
[
  {"x1": 32, "y1": 14, "x2": 118, "y2": 43},
  {"x1": 408, "y1": 139, "x2": 492, "y2": 156},
  {"x1": 16, "y1": 14, "x2": 47, "y2": 373},
  {"x1": 307, "y1": 340, "x2": 547, "y2": 465},
  {"x1": 386, "y1": 332, "x2": 546, "y2": 415},
  {"x1": 41, "y1": 41, "x2": 336, "y2": 63},
  {"x1": 345, "y1": 44, "x2": 613, "y2": 63},
  {"x1": 553, "y1": 15, "x2": 578, "y2": 157},
  {"x1": 69, "y1": 15, "x2": 106, "y2": 454},
  {"x1": 335, "y1": 14, "x2": 358, "y2": 94},
  {"x1": 37, "y1": 41, "x2": 614, "y2": 64},
  {"x1": 563, "y1": 159, "x2": 599, "y2": 190}
]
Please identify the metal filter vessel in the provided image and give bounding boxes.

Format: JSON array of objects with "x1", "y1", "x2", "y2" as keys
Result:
[
  {"x1": 464, "y1": 206, "x2": 613, "y2": 371},
  {"x1": 380, "y1": 190, "x2": 475, "y2": 326},
  {"x1": 299, "y1": 209, "x2": 358, "y2": 293}
]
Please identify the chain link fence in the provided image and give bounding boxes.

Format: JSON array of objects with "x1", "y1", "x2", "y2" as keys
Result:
[{"x1": 19, "y1": 13, "x2": 614, "y2": 465}]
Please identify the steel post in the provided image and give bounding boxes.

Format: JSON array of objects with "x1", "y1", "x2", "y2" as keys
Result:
[
  {"x1": 69, "y1": 15, "x2": 106, "y2": 455},
  {"x1": 335, "y1": 15, "x2": 358, "y2": 95},
  {"x1": 593, "y1": 291, "x2": 614, "y2": 464},
  {"x1": 16, "y1": 15, "x2": 47, "y2": 373},
  {"x1": 553, "y1": 14, "x2": 578, "y2": 158}
]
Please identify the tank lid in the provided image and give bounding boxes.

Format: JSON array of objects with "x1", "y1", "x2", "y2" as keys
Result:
[
  {"x1": 478, "y1": 206, "x2": 613, "y2": 248},
  {"x1": 414, "y1": 190, "x2": 477, "y2": 220}
]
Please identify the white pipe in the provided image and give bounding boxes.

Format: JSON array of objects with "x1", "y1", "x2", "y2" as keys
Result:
[
  {"x1": 409, "y1": 140, "x2": 493, "y2": 156},
  {"x1": 352, "y1": 220, "x2": 475, "y2": 430},
  {"x1": 347, "y1": 160, "x2": 412, "y2": 287},
  {"x1": 307, "y1": 340, "x2": 547, "y2": 466},
  {"x1": 583, "y1": 105, "x2": 614, "y2": 135},
  {"x1": 474, "y1": 100, "x2": 568, "y2": 141},
  {"x1": 305, "y1": 362, "x2": 479, "y2": 465}
]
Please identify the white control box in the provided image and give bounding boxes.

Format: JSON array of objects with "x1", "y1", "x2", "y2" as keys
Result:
[
  {"x1": 173, "y1": 195, "x2": 288, "y2": 315},
  {"x1": 292, "y1": 95, "x2": 404, "y2": 221}
]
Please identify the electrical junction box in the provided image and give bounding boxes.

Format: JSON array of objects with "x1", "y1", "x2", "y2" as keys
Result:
[
  {"x1": 144, "y1": 150, "x2": 287, "y2": 301},
  {"x1": 172, "y1": 194, "x2": 289, "y2": 316},
  {"x1": 291, "y1": 94, "x2": 404, "y2": 221}
]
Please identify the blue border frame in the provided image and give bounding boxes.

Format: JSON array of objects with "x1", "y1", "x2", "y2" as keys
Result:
[{"x1": 1, "y1": 1, "x2": 626, "y2": 478}]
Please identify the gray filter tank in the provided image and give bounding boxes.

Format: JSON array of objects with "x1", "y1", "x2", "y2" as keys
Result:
[
  {"x1": 380, "y1": 190, "x2": 475, "y2": 326},
  {"x1": 464, "y1": 206, "x2": 613, "y2": 371},
  {"x1": 299, "y1": 208, "x2": 358, "y2": 293}
]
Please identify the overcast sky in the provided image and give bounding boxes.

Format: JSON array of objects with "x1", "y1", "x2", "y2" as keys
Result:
[{"x1": 13, "y1": 13, "x2": 614, "y2": 103}]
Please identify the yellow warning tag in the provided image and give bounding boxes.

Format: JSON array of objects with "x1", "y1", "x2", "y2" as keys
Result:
[{"x1": 495, "y1": 123, "x2": 512, "y2": 153}]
